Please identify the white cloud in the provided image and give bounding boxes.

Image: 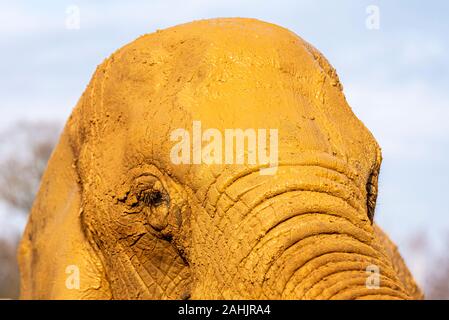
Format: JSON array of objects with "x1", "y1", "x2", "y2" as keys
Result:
[
  {"x1": 0, "y1": 3, "x2": 59, "y2": 36},
  {"x1": 401, "y1": 38, "x2": 445, "y2": 65}
]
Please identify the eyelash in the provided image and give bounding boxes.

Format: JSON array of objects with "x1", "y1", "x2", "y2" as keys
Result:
[{"x1": 139, "y1": 190, "x2": 165, "y2": 207}]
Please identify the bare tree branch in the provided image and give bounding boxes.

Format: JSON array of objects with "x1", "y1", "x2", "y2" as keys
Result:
[
  {"x1": 0, "y1": 237, "x2": 20, "y2": 298},
  {"x1": 0, "y1": 121, "x2": 60, "y2": 213}
]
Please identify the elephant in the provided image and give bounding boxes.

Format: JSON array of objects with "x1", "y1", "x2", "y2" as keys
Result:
[{"x1": 18, "y1": 18, "x2": 423, "y2": 300}]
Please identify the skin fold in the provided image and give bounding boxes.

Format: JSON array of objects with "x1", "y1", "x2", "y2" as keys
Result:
[{"x1": 18, "y1": 18, "x2": 423, "y2": 300}]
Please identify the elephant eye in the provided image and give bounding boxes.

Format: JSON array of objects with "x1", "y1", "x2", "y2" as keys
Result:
[
  {"x1": 139, "y1": 189, "x2": 166, "y2": 207},
  {"x1": 366, "y1": 169, "x2": 379, "y2": 224}
]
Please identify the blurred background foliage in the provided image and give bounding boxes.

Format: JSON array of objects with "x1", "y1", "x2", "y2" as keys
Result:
[{"x1": 0, "y1": 122, "x2": 60, "y2": 299}]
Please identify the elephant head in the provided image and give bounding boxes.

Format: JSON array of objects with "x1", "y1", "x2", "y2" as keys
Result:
[{"x1": 18, "y1": 18, "x2": 423, "y2": 300}]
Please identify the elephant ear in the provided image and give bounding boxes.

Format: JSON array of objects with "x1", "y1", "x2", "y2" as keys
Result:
[
  {"x1": 18, "y1": 105, "x2": 111, "y2": 299},
  {"x1": 373, "y1": 224, "x2": 424, "y2": 300}
]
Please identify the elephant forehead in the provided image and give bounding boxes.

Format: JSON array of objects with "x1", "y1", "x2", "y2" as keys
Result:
[
  {"x1": 100, "y1": 17, "x2": 338, "y2": 122},
  {"x1": 78, "y1": 18, "x2": 380, "y2": 186}
]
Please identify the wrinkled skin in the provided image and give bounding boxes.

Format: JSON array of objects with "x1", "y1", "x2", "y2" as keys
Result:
[{"x1": 18, "y1": 18, "x2": 423, "y2": 300}]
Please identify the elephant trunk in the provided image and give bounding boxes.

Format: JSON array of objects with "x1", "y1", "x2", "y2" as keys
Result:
[{"x1": 191, "y1": 163, "x2": 411, "y2": 299}]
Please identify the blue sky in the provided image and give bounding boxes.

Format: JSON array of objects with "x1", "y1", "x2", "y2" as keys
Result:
[{"x1": 0, "y1": 0, "x2": 448, "y2": 285}]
